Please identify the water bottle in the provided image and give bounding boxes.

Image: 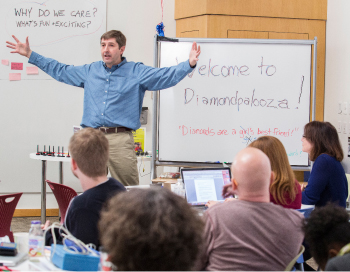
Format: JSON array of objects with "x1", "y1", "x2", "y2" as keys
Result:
[
  {"x1": 174, "y1": 179, "x2": 185, "y2": 198},
  {"x1": 178, "y1": 179, "x2": 186, "y2": 198},
  {"x1": 28, "y1": 220, "x2": 44, "y2": 257}
]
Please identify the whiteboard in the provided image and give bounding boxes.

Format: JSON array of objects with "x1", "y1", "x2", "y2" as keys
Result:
[
  {"x1": 0, "y1": 0, "x2": 106, "y2": 80},
  {"x1": 0, "y1": 0, "x2": 106, "y2": 193},
  {"x1": 158, "y1": 40, "x2": 312, "y2": 166}
]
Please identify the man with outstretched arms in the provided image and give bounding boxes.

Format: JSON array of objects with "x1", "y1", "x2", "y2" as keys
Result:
[{"x1": 6, "y1": 30, "x2": 201, "y2": 186}]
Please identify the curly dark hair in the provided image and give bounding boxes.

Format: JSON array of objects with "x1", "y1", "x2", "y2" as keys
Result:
[
  {"x1": 99, "y1": 188, "x2": 204, "y2": 271},
  {"x1": 303, "y1": 203, "x2": 350, "y2": 269}
]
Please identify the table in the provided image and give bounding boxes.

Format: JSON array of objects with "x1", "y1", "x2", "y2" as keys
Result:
[
  {"x1": 29, "y1": 153, "x2": 71, "y2": 223},
  {"x1": 151, "y1": 177, "x2": 178, "y2": 184},
  {"x1": 13, "y1": 256, "x2": 61, "y2": 271}
]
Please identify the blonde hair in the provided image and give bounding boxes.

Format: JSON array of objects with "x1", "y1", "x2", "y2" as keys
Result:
[
  {"x1": 69, "y1": 128, "x2": 109, "y2": 178},
  {"x1": 249, "y1": 136, "x2": 296, "y2": 205}
]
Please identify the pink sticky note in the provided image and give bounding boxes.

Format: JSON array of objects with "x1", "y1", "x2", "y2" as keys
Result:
[
  {"x1": 9, "y1": 73, "x2": 21, "y2": 81},
  {"x1": 1, "y1": 59, "x2": 9, "y2": 66},
  {"x1": 11, "y1": 62, "x2": 23, "y2": 70},
  {"x1": 26, "y1": 67, "x2": 39, "y2": 75}
]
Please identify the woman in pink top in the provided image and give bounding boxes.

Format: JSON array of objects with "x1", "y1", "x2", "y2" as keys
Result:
[{"x1": 249, "y1": 136, "x2": 302, "y2": 209}]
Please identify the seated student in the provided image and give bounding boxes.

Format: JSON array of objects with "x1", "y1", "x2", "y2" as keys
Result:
[
  {"x1": 304, "y1": 203, "x2": 350, "y2": 271},
  {"x1": 301, "y1": 121, "x2": 348, "y2": 207},
  {"x1": 208, "y1": 136, "x2": 301, "y2": 209},
  {"x1": 45, "y1": 128, "x2": 125, "y2": 247},
  {"x1": 198, "y1": 147, "x2": 304, "y2": 271},
  {"x1": 249, "y1": 136, "x2": 301, "y2": 209},
  {"x1": 99, "y1": 188, "x2": 204, "y2": 271}
]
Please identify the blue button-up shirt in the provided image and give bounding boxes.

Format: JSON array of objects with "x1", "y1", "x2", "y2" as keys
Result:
[{"x1": 29, "y1": 51, "x2": 193, "y2": 130}]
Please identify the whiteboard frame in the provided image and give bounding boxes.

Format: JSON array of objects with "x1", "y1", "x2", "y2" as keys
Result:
[{"x1": 151, "y1": 36, "x2": 317, "y2": 179}]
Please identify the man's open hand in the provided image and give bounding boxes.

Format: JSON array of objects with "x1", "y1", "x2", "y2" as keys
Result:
[
  {"x1": 189, "y1": 42, "x2": 201, "y2": 67},
  {"x1": 6, "y1": 35, "x2": 32, "y2": 58}
]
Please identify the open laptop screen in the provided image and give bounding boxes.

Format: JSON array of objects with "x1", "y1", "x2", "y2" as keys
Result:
[{"x1": 181, "y1": 168, "x2": 231, "y2": 206}]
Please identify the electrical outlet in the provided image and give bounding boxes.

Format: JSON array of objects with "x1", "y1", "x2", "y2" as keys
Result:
[
  {"x1": 344, "y1": 102, "x2": 348, "y2": 115},
  {"x1": 339, "y1": 102, "x2": 343, "y2": 114}
]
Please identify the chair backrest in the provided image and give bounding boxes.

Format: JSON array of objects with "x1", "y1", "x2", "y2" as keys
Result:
[
  {"x1": 46, "y1": 180, "x2": 77, "y2": 224},
  {"x1": 345, "y1": 173, "x2": 350, "y2": 202},
  {"x1": 285, "y1": 245, "x2": 305, "y2": 271},
  {"x1": 292, "y1": 207, "x2": 315, "y2": 271},
  {"x1": 0, "y1": 193, "x2": 23, "y2": 242}
]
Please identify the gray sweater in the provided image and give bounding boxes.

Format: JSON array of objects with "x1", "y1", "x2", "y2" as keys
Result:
[{"x1": 198, "y1": 200, "x2": 304, "y2": 271}]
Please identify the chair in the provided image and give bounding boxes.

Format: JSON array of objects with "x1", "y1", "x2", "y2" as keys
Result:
[
  {"x1": 345, "y1": 174, "x2": 350, "y2": 203},
  {"x1": 0, "y1": 193, "x2": 23, "y2": 242},
  {"x1": 46, "y1": 180, "x2": 77, "y2": 224},
  {"x1": 297, "y1": 206, "x2": 314, "y2": 219},
  {"x1": 285, "y1": 245, "x2": 305, "y2": 271},
  {"x1": 292, "y1": 206, "x2": 315, "y2": 271}
]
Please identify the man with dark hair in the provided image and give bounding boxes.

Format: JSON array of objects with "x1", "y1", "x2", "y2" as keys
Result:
[
  {"x1": 198, "y1": 147, "x2": 304, "y2": 271},
  {"x1": 304, "y1": 203, "x2": 350, "y2": 271},
  {"x1": 45, "y1": 128, "x2": 125, "y2": 247},
  {"x1": 99, "y1": 188, "x2": 204, "y2": 271},
  {"x1": 6, "y1": 30, "x2": 201, "y2": 186}
]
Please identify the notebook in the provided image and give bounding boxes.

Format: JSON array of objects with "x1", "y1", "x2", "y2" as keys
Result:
[{"x1": 181, "y1": 168, "x2": 232, "y2": 207}]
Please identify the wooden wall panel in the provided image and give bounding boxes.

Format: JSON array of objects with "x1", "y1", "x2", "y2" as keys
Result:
[
  {"x1": 175, "y1": 0, "x2": 327, "y2": 20},
  {"x1": 294, "y1": 172, "x2": 305, "y2": 182},
  {"x1": 228, "y1": 30, "x2": 269, "y2": 39},
  {"x1": 175, "y1": 16, "x2": 208, "y2": 38},
  {"x1": 175, "y1": 0, "x2": 207, "y2": 20},
  {"x1": 179, "y1": 30, "x2": 200, "y2": 38},
  {"x1": 269, "y1": 32, "x2": 309, "y2": 40},
  {"x1": 228, "y1": 30, "x2": 309, "y2": 40}
]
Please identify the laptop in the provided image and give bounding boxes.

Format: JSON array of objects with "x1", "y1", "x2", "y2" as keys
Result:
[{"x1": 181, "y1": 168, "x2": 232, "y2": 210}]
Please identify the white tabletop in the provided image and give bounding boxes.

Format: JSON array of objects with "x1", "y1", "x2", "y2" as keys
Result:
[
  {"x1": 29, "y1": 153, "x2": 71, "y2": 162},
  {"x1": 30, "y1": 153, "x2": 151, "y2": 162},
  {"x1": 14, "y1": 257, "x2": 61, "y2": 271}
]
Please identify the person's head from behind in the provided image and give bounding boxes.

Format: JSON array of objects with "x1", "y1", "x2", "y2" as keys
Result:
[
  {"x1": 69, "y1": 128, "x2": 109, "y2": 179},
  {"x1": 249, "y1": 136, "x2": 296, "y2": 205},
  {"x1": 302, "y1": 121, "x2": 343, "y2": 161},
  {"x1": 231, "y1": 147, "x2": 273, "y2": 202},
  {"x1": 99, "y1": 188, "x2": 204, "y2": 271},
  {"x1": 100, "y1": 30, "x2": 126, "y2": 68},
  {"x1": 304, "y1": 203, "x2": 350, "y2": 270}
]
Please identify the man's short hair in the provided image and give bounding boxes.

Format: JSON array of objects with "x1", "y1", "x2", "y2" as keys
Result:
[
  {"x1": 69, "y1": 128, "x2": 109, "y2": 177},
  {"x1": 99, "y1": 188, "x2": 204, "y2": 271},
  {"x1": 304, "y1": 203, "x2": 350, "y2": 267},
  {"x1": 100, "y1": 30, "x2": 126, "y2": 49}
]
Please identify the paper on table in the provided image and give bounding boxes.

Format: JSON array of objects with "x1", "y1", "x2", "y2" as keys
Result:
[
  {"x1": 9, "y1": 73, "x2": 21, "y2": 81},
  {"x1": 11, "y1": 62, "x2": 23, "y2": 70},
  {"x1": 26, "y1": 66, "x2": 39, "y2": 75},
  {"x1": 1, "y1": 59, "x2": 9, "y2": 66}
]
